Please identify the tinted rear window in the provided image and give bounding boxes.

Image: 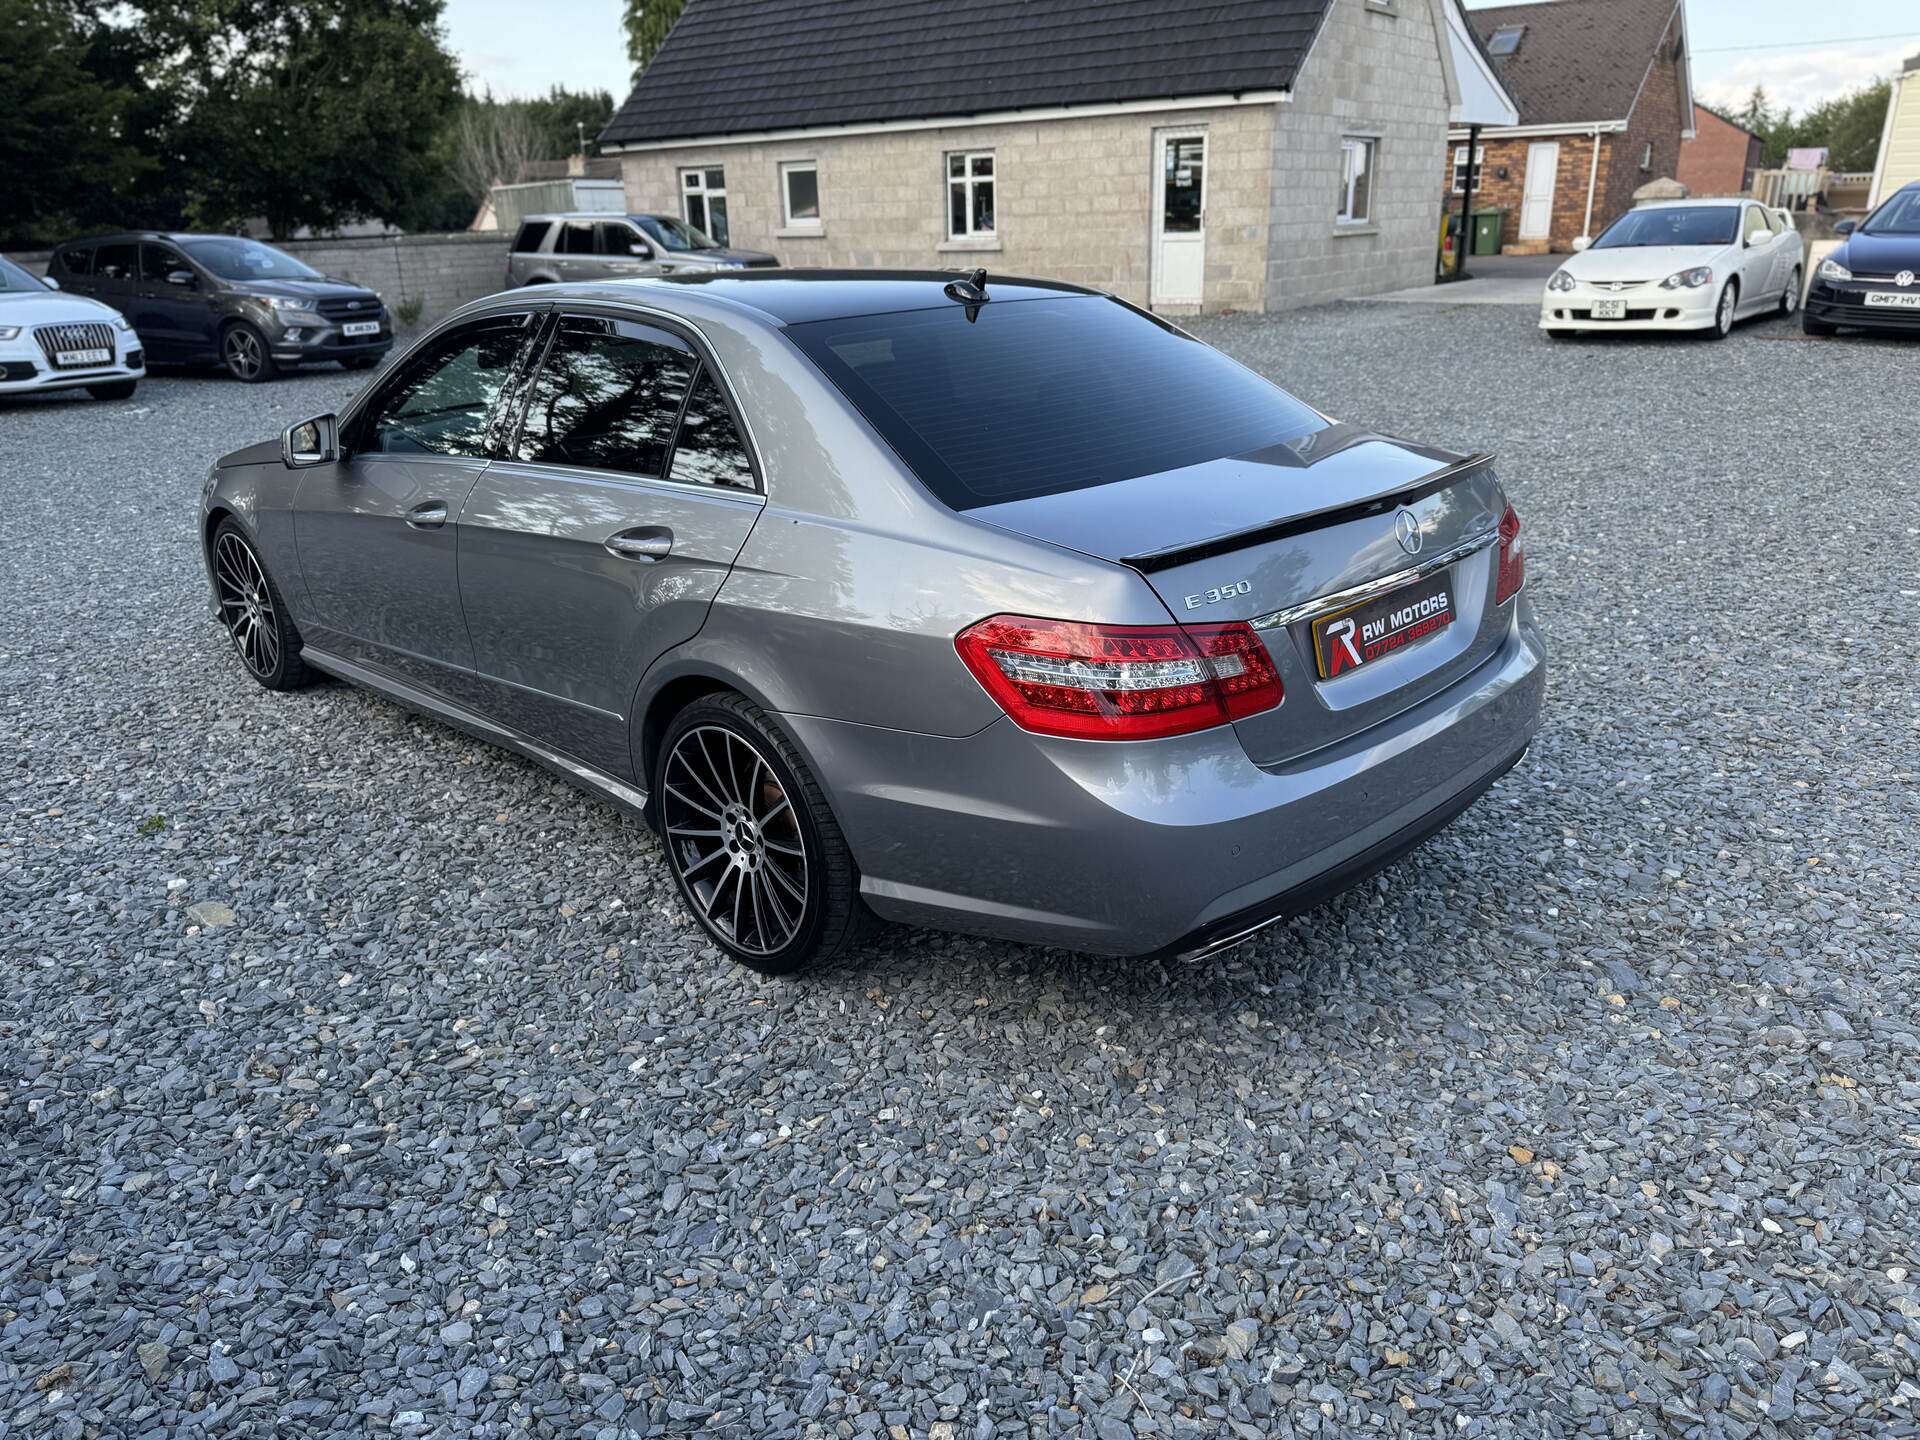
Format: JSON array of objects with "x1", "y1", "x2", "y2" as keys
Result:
[
  {"x1": 785, "y1": 296, "x2": 1323, "y2": 510},
  {"x1": 54, "y1": 246, "x2": 92, "y2": 277},
  {"x1": 514, "y1": 220, "x2": 551, "y2": 253}
]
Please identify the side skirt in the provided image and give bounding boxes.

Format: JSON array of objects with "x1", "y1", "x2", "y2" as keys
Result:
[{"x1": 299, "y1": 646, "x2": 656, "y2": 830}]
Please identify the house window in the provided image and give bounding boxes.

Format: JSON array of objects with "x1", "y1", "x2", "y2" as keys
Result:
[
  {"x1": 1640, "y1": 141, "x2": 1654, "y2": 171},
  {"x1": 1488, "y1": 24, "x2": 1525, "y2": 55},
  {"x1": 947, "y1": 151, "x2": 995, "y2": 240},
  {"x1": 781, "y1": 161, "x2": 820, "y2": 231},
  {"x1": 681, "y1": 167, "x2": 728, "y2": 245},
  {"x1": 1338, "y1": 138, "x2": 1376, "y2": 225},
  {"x1": 1451, "y1": 143, "x2": 1485, "y2": 196}
]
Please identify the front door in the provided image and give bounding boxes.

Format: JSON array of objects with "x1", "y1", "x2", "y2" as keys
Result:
[
  {"x1": 133, "y1": 243, "x2": 218, "y2": 361},
  {"x1": 1520, "y1": 142, "x2": 1560, "y2": 241},
  {"x1": 293, "y1": 310, "x2": 542, "y2": 692},
  {"x1": 1151, "y1": 131, "x2": 1207, "y2": 307},
  {"x1": 457, "y1": 310, "x2": 763, "y2": 780},
  {"x1": 596, "y1": 220, "x2": 667, "y2": 279}
]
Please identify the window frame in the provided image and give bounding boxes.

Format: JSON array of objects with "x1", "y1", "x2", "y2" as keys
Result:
[
  {"x1": 346, "y1": 310, "x2": 543, "y2": 461},
  {"x1": 1451, "y1": 143, "x2": 1485, "y2": 197},
  {"x1": 779, "y1": 160, "x2": 822, "y2": 232},
  {"x1": 680, "y1": 167, "x2": 729, "y2": 245},
  {"x1": 1487, "y1": 24, "x2": 1525, "y2": 55},
  {"x1": 945, "y1": 150, "x2": 997, "y2": 241},
  {"x1": 1640, "y1": 141, "x2": 1654, "y2": 172},
  {"x1": 1338, "y1": 136, "x2": 1378, "y2": 226},
  {"x1": 499, "y1": 304, "x2": 765, "y2": 498}
]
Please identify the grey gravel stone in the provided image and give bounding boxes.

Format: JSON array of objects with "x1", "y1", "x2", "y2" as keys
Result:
[{"x1": 2, "y1": 308, "x2": 1915, "y2": 1438}]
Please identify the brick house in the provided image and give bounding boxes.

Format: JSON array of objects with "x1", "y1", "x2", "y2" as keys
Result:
[
  {"x1": 1677, "y1": 105, "x2": 1762, "y2": 197},
  {"x1": 1443, "y1": 0, "x2": 1695, "y2": 254},
  {"x1": 600, "y1": 0, "x2": 1512, "y2": 314}
]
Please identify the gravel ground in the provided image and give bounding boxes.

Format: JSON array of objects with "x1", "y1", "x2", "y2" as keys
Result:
[{"x1": 3, "y1": 305, "x2": 1918, "y2": 1440}]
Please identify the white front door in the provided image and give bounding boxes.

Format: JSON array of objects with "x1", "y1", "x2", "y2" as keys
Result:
[
  {"x1": 1151, "y1": 131, "x2": 1207, "y2": 306},
  {"x1": 1520, "y1": 141, "x2": 1561, "y2": 241}
]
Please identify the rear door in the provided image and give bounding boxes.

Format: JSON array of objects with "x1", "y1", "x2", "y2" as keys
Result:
[
  {"x1": 455, "y1": 309, "x2": 763, "y2": 779},
  {"x1": 294, "y1": 309, "x2": 543, "y2": 693},
  {"x1": 554, "y1": 221, "x2": 597, "y2": 281}
]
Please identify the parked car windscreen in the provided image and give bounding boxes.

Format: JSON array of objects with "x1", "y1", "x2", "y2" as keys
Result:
[
  {"x1": 635, "y1": 216, "x2": 719, "y2": 253},
  {"x1": 0, "y1": 256, "x2": 48, "y2": 293},
  {"x1": 787, "y1": 295, "x2": 1325, "y2": 510},
  {"x1": 179, "y1": 238, "x2": 323, "y2": 281},
  {"x1": 1862, "y1": 189, "x2": 1920, "y2": 235},
  {"x1": 1592, "y1": 206, "x2": 1740, "y2": 248}
]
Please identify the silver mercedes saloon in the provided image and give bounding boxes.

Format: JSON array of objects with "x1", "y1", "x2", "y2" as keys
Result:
[{"x1": 198, "y1": 270, "x2": 1545, "y2": 973}]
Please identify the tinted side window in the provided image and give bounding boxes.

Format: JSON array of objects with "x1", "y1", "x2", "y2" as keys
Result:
[
  {"x1": 94, "y1": 243, "x2": 137, "y2": 281},
  {"x1": 515, "y1": 315, "x2": 695, "y2": 476},
  {"x1": 670, "y1": 370, "x2": 755, "y2": 491},
  {"x1": 514, "y1": 220, "x2": 551, "y2": 253},
  {"x1": 558, "y1": 223, "x2": 595, "y2": 255},
  {"x1": 598, "y1": 222, "x2": 642, "y2": 256},
  {"x1": 363, "y1": 315, "x2": 530, "y2": 458},
  {"x1": 55, "y1": 245, "x2": 93, "y2": 277},
  {"x1": 140, "y1": 244, "x2": 187, "y2": 284}
]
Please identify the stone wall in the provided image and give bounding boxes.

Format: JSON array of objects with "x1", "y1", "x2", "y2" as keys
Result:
[
  {"x1": 3, "y1": 233, "x2": 511, "y2": 327},
  {"x1": 1265, "y1": 0, "x2": 1454, "y2": 309},
  {"x1": 619, "y1": 104, "x2": 1277, "y2": 313}
]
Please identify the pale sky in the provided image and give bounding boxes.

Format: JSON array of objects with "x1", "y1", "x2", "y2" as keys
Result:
[{"x1": 443, "y1": 0, "x2": 1920, "y2": 120}]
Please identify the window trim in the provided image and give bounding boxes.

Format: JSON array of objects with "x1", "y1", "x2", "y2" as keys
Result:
[
  {"x1": 1640, "y1": 141, "x2": 1654, "y2": 171},
  {"x1": 680, "y1": 166, "x2": 729, "y2": 244},
  {"x1": 1451, "y1": 143, "x2": 1485, "y2": 197},
  {"x1": 1338, "y1": 136, "x2": 1377, "y2": 226},
  {"x1": 346, "y1": 310, "x2": 543, "y2": 461},
  {"x1": 499, "y1": 303, "x2": 767, "y2": 499},
  {"x1": 945, "y1": 149, "x2": 997, "y2": 241},
  {"x1": 779, "y1": 159, "x2": 822, "y2": 233}
]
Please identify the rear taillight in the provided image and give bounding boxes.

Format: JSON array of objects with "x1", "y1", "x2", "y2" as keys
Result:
[
  {"x1": 1494, "y1": 503, "x2": 1526, "y2": 605},
  {"x1": 954, "y1": 614, "x2": 1283, "y2": 740}
]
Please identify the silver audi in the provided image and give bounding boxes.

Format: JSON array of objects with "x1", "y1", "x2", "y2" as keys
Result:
[{"x1": 198, "y1": 270, "x2": 1545, "y2": 972}]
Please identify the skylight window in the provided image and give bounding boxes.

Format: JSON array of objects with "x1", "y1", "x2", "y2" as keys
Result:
[{"x1": 1488, "y1": 24, "x2": 1525, "y2": 55}]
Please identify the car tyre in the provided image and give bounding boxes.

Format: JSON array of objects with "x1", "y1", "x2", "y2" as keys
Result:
[
  {"x1": 1779, "y1": 266, "x2": 1802, "y2": 317},
  {"x1": 655, "y1": 692, "x2": 865, "y2": 975},
  {"x1": 1706, "y1": 281, "x2": 1738, "y2": 340},
  {"x1": 221, "y1": 321, "x2": 277, "y2": 383},
  {"x1": 210, "y1": 519, "x2": 314, "y2": 690},
  {"x1": 87, "y1": 380, "x2": 138, "y2": 400},
  {"x1": 1802, "y1": 312, "x2": 1838, "y2": 337}
]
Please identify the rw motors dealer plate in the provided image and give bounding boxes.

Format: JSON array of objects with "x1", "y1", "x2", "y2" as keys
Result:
[{"x1": 1312, "y1": 572, "x2": 1455, "y2": 680}]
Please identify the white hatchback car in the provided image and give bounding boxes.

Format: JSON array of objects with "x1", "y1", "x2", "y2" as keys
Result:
[
  {"x1": 0, "y1": 254, "x2": 145, "y2": 401},
  {"x1": 1541, "y1": 199, "x2": 1805, "y2": 340}
]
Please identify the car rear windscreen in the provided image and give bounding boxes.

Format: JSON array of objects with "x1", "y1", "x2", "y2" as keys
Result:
[{"x1": 785, "y1": 295, "x2": 1324, "y2": 510}]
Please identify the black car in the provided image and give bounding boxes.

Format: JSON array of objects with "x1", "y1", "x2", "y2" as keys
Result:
[
  {"x1": 48, "y1": 233, "x2": 393, "y2": 382},
  {"x1": 1804, "y1": 183, "x2": 1920, "y2": 337}
]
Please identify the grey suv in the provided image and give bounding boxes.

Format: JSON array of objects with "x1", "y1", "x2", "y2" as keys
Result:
[
  {"x1": 198, "y1": 271, "x2": 1544, "y2": 974},
  {"x1": 505, "y1": 213, "x2": 778, "y2": 287},
  {"x1": 51, "y1": 233, "x2": 391, "y2": 382}
]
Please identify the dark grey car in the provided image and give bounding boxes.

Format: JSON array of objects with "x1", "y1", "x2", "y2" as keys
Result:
[
  {"x1": 199, "y1": 271, "x2": 1544, "y2": 972},
  {"x1": 53, "y1": 233, "x2": 392, "y2": 382}
]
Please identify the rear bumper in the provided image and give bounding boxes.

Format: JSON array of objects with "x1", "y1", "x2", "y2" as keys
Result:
[{"x1": 785, "y1": 602, "x2": 1546, "y2": 957}]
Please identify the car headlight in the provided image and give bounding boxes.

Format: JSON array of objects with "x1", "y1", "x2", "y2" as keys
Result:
[
  {"x1": 261, "y1": 295, "x2": 321, "y2": 318},
  {"x1": 1547, "y1": 269, "x2": 1577, "y2": 293},
  {"x1": 1659, "y1": 267, "x2": 1714, "y2": 290},
  {"x1": 0, "y1": 325, "x2": 20, "y2": 341},
  {"x1": 113, "y1": 316, "x2": 134, "y2": 332},
  {"x1": 1818, "y1": 256, "x2": 1852, "y2": 283}
]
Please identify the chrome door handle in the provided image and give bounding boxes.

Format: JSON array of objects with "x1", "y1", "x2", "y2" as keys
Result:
[
  {"x1": 605, "y1": 527, "x2": 673, "y2": 560},
  {"x1": 406, "y1": 501, "x2": 448, "y2": 529}
]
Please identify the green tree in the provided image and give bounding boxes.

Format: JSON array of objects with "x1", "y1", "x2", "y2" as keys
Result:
[
  {"x1": 526, "y1": 86, "x2": 616, "y2": 158},
  {"x1": 145, "y1": 0, "x2": 463, "y2": 238},
  {"x1": 0, "y1": 0, "x2": 152, "y2": 244},
  {"x1": 624, "y1": 0, "x2": 687, "y2": 80},
  {"x1": 1792, "y1": 80, "x2": 1891, "y2": 174}
]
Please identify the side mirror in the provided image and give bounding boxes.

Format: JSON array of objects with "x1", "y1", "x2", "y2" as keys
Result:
[
  {"x1": 1834, "y1": 218, "x2": 1858, "y2": 236},
  {"x1": 167, "y1": 269, "x2": 197, "y2": 288},
  {"x1": 284, "y1": 413, "x2": 339, "y2": 468},
  {"x1": 43, "y1": 274, "x2": 61, "y2": 291},
  {"x1": 630, "y1": 240, "x2": 654, "y2": 258},
  {"x1": 1571, "y1": 236, "x2": 1591, "y2": 252}
]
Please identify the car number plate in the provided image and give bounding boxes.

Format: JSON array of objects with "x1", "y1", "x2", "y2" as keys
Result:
[
  {"x1": 1312, "y1": 572, "x2": 1456, "y2": 681},
  {"x1": 1591, "y1": 298, "x2": 1629, "y2": 320},
  {"x1": 56, "y1": 347, "x2": 113, "y2": 367},
  {"x1": 341, "y1": 320, "x2": 381, "y2": 336},
  {"x1": 1865, "y1": 292, "x2": 1920, "y2": 309}
]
